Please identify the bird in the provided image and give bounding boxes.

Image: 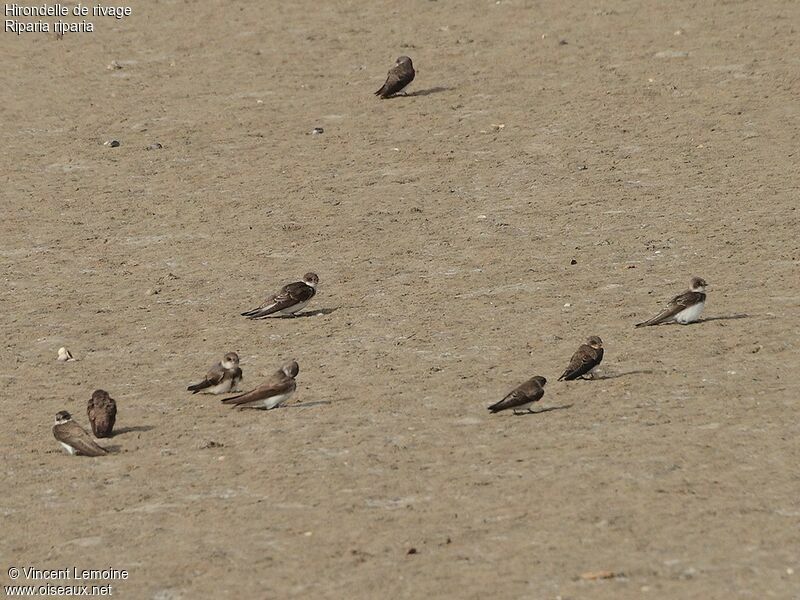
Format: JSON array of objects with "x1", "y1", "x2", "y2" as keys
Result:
[
  {"x1": 241, "y1": 273, "x2": 319, "y2": 319},
  {"x1": 375, "y1": 56, "x2": 415, "y2": 99},
  {"x1": 187, "y1": 352, "x2": 243, "y2": 394},
  {"x1": 558, "y1": 336, "x2": 604, "y2": 381},
  {"x1": 222, "y1": 360, "x2": 299, "y2": 410},
  {"x1": 635, "y1": 276, "x2": 708, "y2": 327},
  {"x1": 87, "y1": 389, "x2": 117, "y2": 438},
  {"x1": 488, "y1": 376, "x2": 547, "y2": 415},
  {"x1": 52, "y1": 411, "x2": 108, "y2": 456}
]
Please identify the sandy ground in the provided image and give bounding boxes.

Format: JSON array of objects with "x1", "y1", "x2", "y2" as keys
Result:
[{"x1": 1, "y1": 0, "x2": 799, "y2": 598}]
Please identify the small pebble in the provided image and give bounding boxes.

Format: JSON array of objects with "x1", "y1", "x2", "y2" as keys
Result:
[
  {"x1": 200, "y1": 440, "x2": 224, "y2": 449},
  {"x1": 570, "y1": 259, "x2": 577, "y2": 265},
  {"x1": 145, "y1": 287, "x2": 160, "y2": 296},
  {"x1": 406, "y1": 548, "x2": 417, "y2": 555},
  {"x1": 311, "y1": 127, "x2": 324, "y2": 135},
  {"x1": 57, "y1": 347, "x2": 75, "y2": 362},
  {"x1": 146, "y1": 143, "x2": 163, "y2": 150},
  {"x1": 107, "y1": 60, "x2": 122, "y2": 70},
  {"x1": 104, "y1": 140, "x2": 120, "y2": 147},
  {"x1": 564, "y1": 303, "x2": 571, "y2": 308}
]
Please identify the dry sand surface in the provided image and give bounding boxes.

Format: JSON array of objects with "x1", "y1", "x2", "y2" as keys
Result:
[{"x1": 1, "y1": 0, "x2": 799, "y2": 598}]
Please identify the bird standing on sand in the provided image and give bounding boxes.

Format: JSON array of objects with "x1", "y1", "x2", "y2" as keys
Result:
[
  {"x1": 222, "y1": 361, "x2": 299, "y2": 410},
  {"x1": 53, "y1": 411, "x2": 108, "y2": 456},
  {"x1": 241, "y1": 273, "x2": 319, "y2": 319},
  {"x1": 375, "y1": 56, "x2": 415, "y2": 98},
  {"x1": 488, "y1": 376, "x2": 547, "y2": 415},
  {"x1": 187, "y1": 352, "x2": 243, "y2": 394},
  {"x1": 87, "y1": 389, "x2": 117, "y2": 438},
  {"x1": 558, "y1": 336, "x2": 604, "y2": 381},
  {"x1": 636, "y1": 276, "x2": 708, "y2": 327}
]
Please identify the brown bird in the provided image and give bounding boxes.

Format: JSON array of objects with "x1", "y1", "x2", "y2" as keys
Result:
[
  {"x1": 187, "y1": 352, "x2": 243, "y2": 394},
  {"x1": 488, "y1": 375, "x2": 547, "y2": 415},
  {"x1": 222, "y1": 361, "x2": 299, "y2": 410},
  {"x1": 53, "y1": 411, "x2": 108, "y2": 456},
  {"x1": 375, "y1": 56, "x2": 415, "y2": 98},
  {"x1": 87, "y1": 389, "x2": 117, "y2": 437},
  {"x1": 241, "y1": 273, "x2": 319, "y2": 319},
  {"x1": 636, "y1": 276, "x2": 708, "y2": 327},
  {"x1": 558, "y1": 336, "x2": 604, "y2": 381}
]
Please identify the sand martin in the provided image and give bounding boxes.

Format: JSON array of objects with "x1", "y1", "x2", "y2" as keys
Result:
[
  {"x1": 52, "y1": 411, "x2": 108, "y2": 456},
  {"x1": 488, "y1": 375, "x2": 547, "y2": 415},
  {"x1": 87, "y1": 389, "x2": 117, "y2": 438},
  {"x1": 241, "y1": 273, "x2": 319, "y2": 319},
  {"x1": 636, "y1": 276, "x2": 708, "y2": 327},
  {"x1": 221, "y1": 360, "x2": 299, "y2": 410},
  {"x1": 187, "y1": 352, "x2": 243, "y2": 394},
  {"x1": 558, "y1": 336, "x2": 604, "y2": 381},
  {"x1": 375, "y1": 56, "x2": 415, "y2": 98},
  {"x1": 57, "y1": 347, "x2": 75, "y2": 362}
]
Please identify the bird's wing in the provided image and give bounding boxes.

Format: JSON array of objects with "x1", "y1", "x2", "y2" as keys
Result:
[
  {"x1": 488, "y1": 380, "x2": 543, "y2": 412},
  {"x1": 187, "y1": 362, "x2": 226, "y2": 392},
  {"x1": 375, "y1": 65, "x2": 414, "y2": 97},
  {"x1": 221, "y1": 375, "x2": 295, "y2": 407},
  {"x1": 636, "y1": 290, "x2": 704, "y2": 327},
  {"x1": 55, "y1": 422, "x2": 107, "y2": 456},
  {"x1": 241, "y1": 282, "x2": 315, "y2": 319},
  {"x1": 559, "y1": 345, "x2": 602, "y2": 380}
]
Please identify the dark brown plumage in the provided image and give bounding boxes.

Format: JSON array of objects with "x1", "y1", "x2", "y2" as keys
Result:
[
  {"x1": 558, "y1": 336, "x2": 604, "y2": 381},
  {"x1": 488, "y1": 375, "x2": 547, "y2": 414},
  {"x1": 375, "y1": 56, "x2": 415, "y2": 99},
  {"x1": 241, "y1": 273, "x2": 318, "y2": 319},
  {"x1": 87, "y1": 389, "x2": 116, "y2": 438}
]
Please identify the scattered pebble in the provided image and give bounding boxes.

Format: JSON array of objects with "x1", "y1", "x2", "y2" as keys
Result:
[
  {"x1": 311, "y1": 127, "x2": 324, "y2": 135},
  {"x1": 146, "y1": 143, "x2": 163, "y2": 150},
  {"x1": 559, "y1": 39, "x2": 568, "y2": 45},
  {"x1": 406, "y1": 547, "x2": 417, "y2": 555},
  {"x1": 107, "y1": 60, "x2": 122, "y2": 70},
  {"x1": 145, "y1": 287, "x2": 161, "y2": 296},
  {"x1": 564, "y1": 303, "x2": 572, "y2": 308},
  {"x1": 57, "y1": 347, "x2": 75, "y2": 362},
  {"x1": 104, "y1": 139, "x2": 120, "y2": 147},
  {"x1": 580, "y1": 570, "x2": 618, "y2": 580},
  {"x1": 490, "y1": 123, "x2": 505, "y2": 131},
  {"x1": 570, "y1": 259, "x2": 577, "y2": 265},
  {"x1": 200, "y1": 440, "x2": 224, "y2": 449},
  {"x1": 577, "y1": 164, "x2": 588, "y2": 171}
]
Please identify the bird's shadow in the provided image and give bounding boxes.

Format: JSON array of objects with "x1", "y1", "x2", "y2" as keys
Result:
[
  {"x1": 592, "y1": 370, "x2": 654, "y2": 381},
  {"x1": 406, "y1": 86, "x2": 453, "y2": 97},
  {"x1": 101, "y1": 445, "x2": 123, "y2": 454},
  {"x1": 696, "y1": 313, "x2": 750, "y2": 323},
  {"x1": 112, "y1": 425, "x2": 154, "y2": 436},
  {"x1": 516, "y1": 404, "x2": 573, "y2": 415},
  {"x1": 273, "y1": 308, "x2": 338, "y2": 319},
  {"x1": 284, "y1": 400, "x2": 332, "y2": 409}
]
